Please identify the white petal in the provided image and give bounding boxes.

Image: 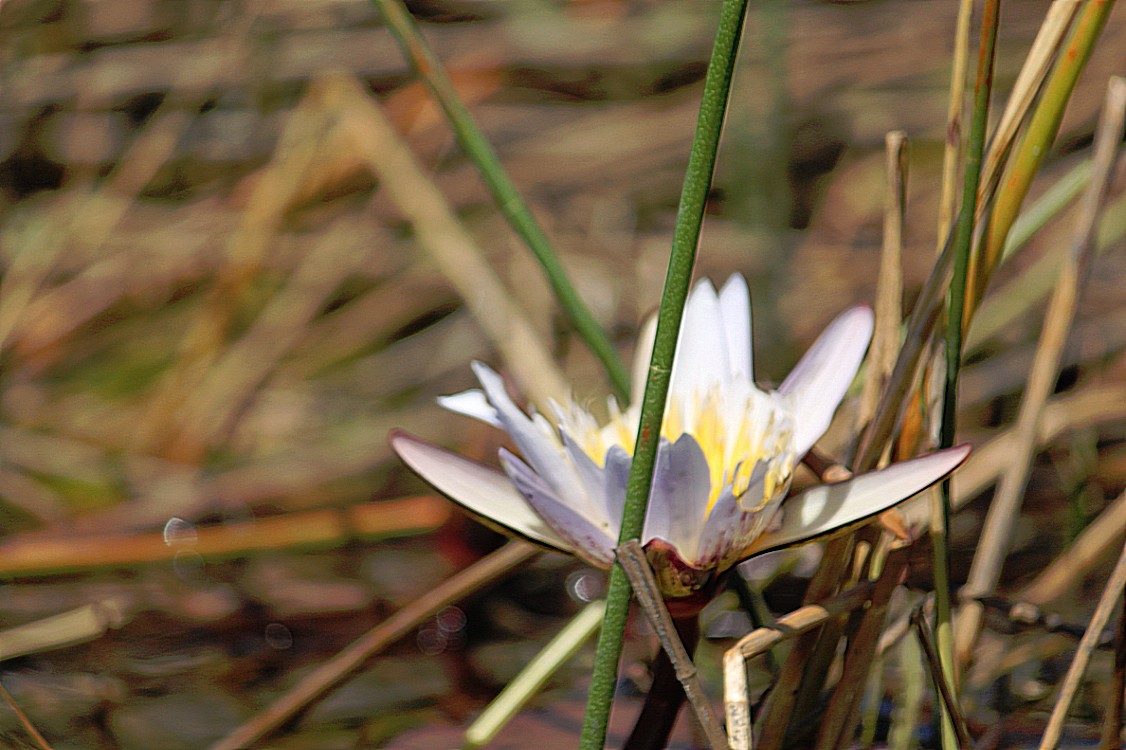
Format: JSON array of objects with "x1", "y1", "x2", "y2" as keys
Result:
[
  {"x1": 641, "y1": 435, "x2": 712, "y2": 561},
  {"x1": 778, "y1": 306, "x2": 874, "y2": 456},
  {"x1": 670, "y1": 278, "x2": 728, "y2": 400},
  {"x1": 718, "y1": 274, "x2": 753, "y2": 381},
  {"x1": 746, "y1": 444, "x2": 971, "y2": 556},
  {"x1": 500, "y1": 449, "x2": 616, "y2": 567},
  {"x1": 436, "y1": 389, "x2": 502, "y2": 428},
  {"x1": 471, "y1": 362, "x2": 589, "y2": 510},
  {"x1": 390, "y1": 430, "x2": 572, "y2": 552},
  {"x1": 560, "y1": 431, "x2": 617, "y2": 531}
]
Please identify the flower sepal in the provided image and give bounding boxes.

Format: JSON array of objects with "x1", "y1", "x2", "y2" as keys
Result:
[{"x1": 644, "y1": 538, "x2": 719, "y2": 600}]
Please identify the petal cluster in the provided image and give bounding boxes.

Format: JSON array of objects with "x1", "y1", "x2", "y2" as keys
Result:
[{"x1": 392, "y1": 275, "x2": 969, "y2": 598}]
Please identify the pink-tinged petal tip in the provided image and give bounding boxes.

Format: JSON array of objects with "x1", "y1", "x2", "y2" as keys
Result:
[{"x1": 780, "y1": 305, "x2": 875, "y2": 457}]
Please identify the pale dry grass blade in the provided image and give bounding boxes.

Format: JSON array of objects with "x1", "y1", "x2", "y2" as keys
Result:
[
  {"x1": 1037, "y1": 537, "x2": 1126, "y2": 750},
  {"x1": 1018, "y1": 487, "x2": 1126, "y2": 608},
  {"x1": 313, "y1": 72, "x2": 569, "y2": 409},
  {"x1": 137, "y1": 92, "x2": 340, "y2": 460},
  {"x1": 954, "y1": 75, "x2": 1126, "y2": 665},
  {"x1": 0, "y1": 600, "x2": 129, "y2": 661},
  {"x1": 857, "y1": 131, "x2": 906, "y2": 434},
  {"x1": 980, "y1": 0, "x2": 1082, "y2": 196}
]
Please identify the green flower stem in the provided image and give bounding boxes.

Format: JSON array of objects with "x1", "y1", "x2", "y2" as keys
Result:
[
  {"x1": 374, "y1": 0, "x2": 630, "y2": 400},
  {"x1": 579, "y1": 1, "x2": 749, "y2": 746},
  {"x1": 938, "y1": 1, "x2": 1001, "y2": 747}
]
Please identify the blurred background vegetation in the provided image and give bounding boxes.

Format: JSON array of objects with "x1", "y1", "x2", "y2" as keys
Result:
[{"x1": 0, "y1": 0, "x2": 1123, "y2": 747}]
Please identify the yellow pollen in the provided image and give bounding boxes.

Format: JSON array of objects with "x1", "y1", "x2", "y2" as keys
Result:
[{"x1": 571, "y1": 387, "x2": 795, "y2": 514}]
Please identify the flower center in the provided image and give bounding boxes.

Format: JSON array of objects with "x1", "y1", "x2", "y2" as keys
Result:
[{"x1": 560, "y1": 383, "x2": 797, "y2": 512}]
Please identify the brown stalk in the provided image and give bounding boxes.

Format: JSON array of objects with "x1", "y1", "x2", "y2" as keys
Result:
[{"x1": 813, "y1": 549, "x2": 906, "y2": 750}]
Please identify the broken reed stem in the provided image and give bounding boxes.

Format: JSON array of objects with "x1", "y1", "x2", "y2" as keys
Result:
[
  {"x1": 857, "y1": 131, "x2": 907, "y2": 433},
  {"x1": 1038, "y1": 538, "x2": 1126, "y2": 750},
  {"x1": 580, "y1": 1, "x2": 748, "y2": 745},
  {"x1": 209, "y1": 541, "x2": 538, "y2": 750},
  {"x1": 373, "y1": 0, "x2": 630, "y2": 401},
  {"x1": 616, "y1": 541, "x2": 728, "y2": 750},
  {"x1": 724, "y1": 581, "x2": 875, "y2": 750},
  {"x1": 911, "y1": 608, "x2": 974, "y2": 749},
  {"x1": 954, "y1": 75, "x2": 1126, "y2": 666}
]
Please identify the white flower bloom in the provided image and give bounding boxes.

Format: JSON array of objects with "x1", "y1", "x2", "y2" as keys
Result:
[{"x1": 391, "y1": 275, "x2": 969, "y2": 598}]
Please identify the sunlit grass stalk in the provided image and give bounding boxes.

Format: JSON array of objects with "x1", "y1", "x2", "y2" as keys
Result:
[
  {"x1": 578, "y1": 0, "x2": 749, "y2": 745},
  {"x1": 969, "y1": 0, "x2": 1115, "y2": 314},
  {"x1": 373, "y1": 0, "x2": 630, "y2": 400},
  {"x1": 937, "y1": 0, "x2": 1002, "y2": 745}
]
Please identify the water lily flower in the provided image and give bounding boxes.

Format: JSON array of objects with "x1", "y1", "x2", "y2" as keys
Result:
[{"x1": 391, "y1": 275, "x2": 969, "y2": 598}]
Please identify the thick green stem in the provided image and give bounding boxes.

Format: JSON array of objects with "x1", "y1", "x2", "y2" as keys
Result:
[
  {"x1": 374, "y1": 0, "x2": 630, "y2": 400},
  {"x1": 578, "y1": 1, "x2": 749, "y2": 746},
  {"x1": 938, "y1": 1, "x2": 1002, "y2": 747}
]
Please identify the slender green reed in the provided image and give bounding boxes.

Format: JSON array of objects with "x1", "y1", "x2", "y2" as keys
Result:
[
  {"x1": 937, "y1": 1, "x2": 1002, "y2": 747},
  {"x1": 373, "y1": 0, "x2": 631, "y2": 400},
  {"x1": 579, "y1": 0, "x2": 749, "y2": 745}
]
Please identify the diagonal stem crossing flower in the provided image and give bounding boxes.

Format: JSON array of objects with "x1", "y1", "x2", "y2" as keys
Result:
[{"x1": 392, "y1": 275, "x2": 969, "y2": 599}]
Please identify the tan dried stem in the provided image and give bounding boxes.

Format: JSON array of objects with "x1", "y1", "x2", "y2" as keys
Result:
[{"x1": 724, "y1": 581, "x2": 876, "y2": 750}]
